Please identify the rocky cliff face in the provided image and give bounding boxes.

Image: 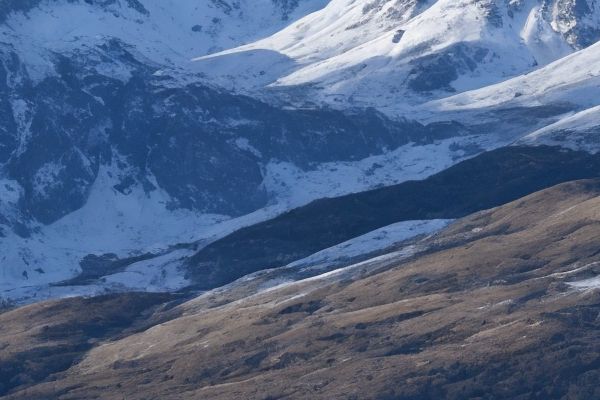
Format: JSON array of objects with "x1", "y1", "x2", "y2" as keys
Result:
[
  {"x1": 549, "y1": 0, "x2": 600, "y2": 47},
  {"x1": 4, "y1": 0, "x2": 600, "y2": 237},
  {"x1": 0, "y1": 40, "x2": 444, "y2": 232},
  {"x1": 1, "y1": 26, "x2": 472, "y2": 302},
  {"x1": 1, "y1": 0, "x2": 600, "y2": 303}
]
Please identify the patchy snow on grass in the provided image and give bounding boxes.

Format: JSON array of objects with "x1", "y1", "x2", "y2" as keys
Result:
[{"x1": 287, "y1": 219, "x2": 453, "y2": 270}]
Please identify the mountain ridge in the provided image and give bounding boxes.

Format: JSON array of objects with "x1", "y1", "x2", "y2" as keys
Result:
[
  {"x1": 2, "y1": 0, "x2": 600, "y2": 305},
  {"x1": 3, "y1": 178, "x2": 600, "y2": 399},
  {"x1": 2, "y1": 3, "x2": 600, "y2": 395}
]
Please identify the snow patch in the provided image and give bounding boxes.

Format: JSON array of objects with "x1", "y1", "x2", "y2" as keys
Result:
[
  {"x1": 287, "y1": 219, "x2": 453, "y2": 270},
  {"x1": 263, "y1": 134, "x2": 507, "y2": 208},
  {"x1": 519, "y1": 105, "x2": 600, "y2": 153}
]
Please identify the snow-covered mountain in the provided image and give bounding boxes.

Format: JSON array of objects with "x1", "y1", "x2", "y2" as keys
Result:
[
  {"x1": 0, "y1": 0, "x2": 487, "y2": 302},
  {"x1": 2, "y1": 42, "x2": 485, "y2": 302},
  {"x1": 193, "y1": 0, "x2": 600, "y2": 112},
  {"x1": 1, "y1": 0, "x2": 328, "y2": 79},
  {"x1": 1, "y1": 0, "x2": 600, "y2": 304},
  {"x1": 4, "y1": 3, "x2": 600, "y2": 398},
  {"x1": 520, "y1": 107, "x2": 600, "y2": 153},
  {"x1": 427, "y1": 38, "x2": 600, "y2": 151}
]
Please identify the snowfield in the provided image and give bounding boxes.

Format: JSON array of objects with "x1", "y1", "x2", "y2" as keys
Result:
[
  {"x1": 1, "y1": 134, "x2": 497, "y2": 303},
  {"x1": 192, "y1": 0, "x2": 600, "y2": 113},
  {"x1": 519, "y1": 106, "x2": 600, "y2": 153},
  {"x1": 430, "y1": 41, "x2": 600, "y2": 112},
  {"x1": 2, "y1": 0, "x2": 600, "y2": 304},
  {"x1": 427, "y1": 39, "x2": 600, "y2": 152},
  {"x1": 286, "y1": 219, "x2": 452, "y2": 271},
  {"x1": 1, "y1": 0, "x2": 328, "y2": 81}
]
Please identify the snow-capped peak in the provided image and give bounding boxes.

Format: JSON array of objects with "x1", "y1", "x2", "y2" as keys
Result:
[
  {"x1": 192, "y1": 0, "x2": 600, "y2": 114},
  {"x1": 0, "y1": 0, "x2": 328, "y2": 81}
]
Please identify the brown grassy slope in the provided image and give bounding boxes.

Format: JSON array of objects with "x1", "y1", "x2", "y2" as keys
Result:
[
  {"x1": 0, "y1": 293, "x2": 178, "y2": 397},
  {"x1": 5, "y1": 179, "x2": 600, "y2": 400}
]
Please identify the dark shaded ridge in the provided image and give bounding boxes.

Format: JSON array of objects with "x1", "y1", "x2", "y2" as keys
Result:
[
  {"x1": 0, "y1": 293, "x2": 178, "y2": 397},
  {"x1": 189, "y1": 146, "x2": 600, "y2": 288}
]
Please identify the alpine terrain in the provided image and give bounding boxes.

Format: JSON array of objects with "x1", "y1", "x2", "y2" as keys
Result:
[{"x1": 1, "y1": 0, "x2": 600, "y2": 398}]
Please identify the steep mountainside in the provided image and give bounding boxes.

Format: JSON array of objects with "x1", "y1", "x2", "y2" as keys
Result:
[
  {"x1": 1, "y1": 12, "x2": 484, "y2": 302},
  {"x1": 1, "y1": 0, "x2": 600, "y2": 305},
  {"x1": 3, "y1": 179, "x2": 600, "y2": 399},
  {"x1": 428, "y1": 39, "x2": 600, "y2": 153},
  {"x1": 4, "y1": 145, "x2": 599, "y2": 303},
  {"x1": 2, "y1": 1, "x2": 600, "y2": 398},
  {"x1": 194, "y1": 0, "x2": 600, "y2": 111},
  {"x1": 0, "y1": 0, "x2": 328, "y2": 75},
  {"x1": 0, "y1": 0, "x2": 498, "y2": 303},
  {"x1": 188, "y1": 145, "x2": 600, "y2": 289}
]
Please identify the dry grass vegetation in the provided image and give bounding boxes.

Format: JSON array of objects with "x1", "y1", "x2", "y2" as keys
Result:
[{"x1": 3, "y1": 180, "x2": 600, "y2": 399}]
